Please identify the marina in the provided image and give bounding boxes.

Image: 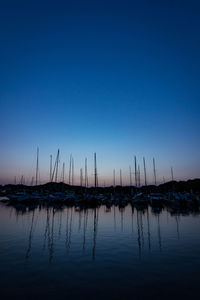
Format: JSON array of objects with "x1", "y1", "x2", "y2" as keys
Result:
[
  {"x1": 1, "y1": 179, "x2": 200, "y2": 210},
  {"x1": 1, "y1": 1, "x2": 200, "y2": 298}
]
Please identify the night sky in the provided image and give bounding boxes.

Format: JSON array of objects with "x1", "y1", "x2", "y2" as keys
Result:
[{"x1": 0, "y1": 0, "x2": 200, "y2": 185}]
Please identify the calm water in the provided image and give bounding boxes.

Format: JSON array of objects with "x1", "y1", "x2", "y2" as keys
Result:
[{"x1": 0, "y1": 203, "x2": 200, "y2": 299}]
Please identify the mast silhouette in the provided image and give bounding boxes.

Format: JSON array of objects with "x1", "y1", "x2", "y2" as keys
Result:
[
  {"x1": 129, "y1": 165, "x2": 132, "y2": 186},
  {"x1": 69, "y1": 155, "x2": 72, "y2": 185},
  {"x1": 143, "y1": 157, "x2": 147, "y2": 186},
  {"x1": 51, "y1": 149, "x2": 59, "y2": 182},
  {"x1": 50, "y1": 154, "x2": 52, "y2": 182},
  {"x1": 137, "y1": 165, "x2": 140, "y2": 187},
  {"x1": 134, "y1": 156, "x2": 137, "y2": 187},
  {"x1": 62, "y1": 162, "x2": 65, "y2": 183},
  {"x1": 55, "y1": 149, "x2": 60, "y2": 182},
  {"x1": 80, "y1": 168, "x2": 83, "y2": 187},
  {"x1": 85, "y1": 158, "x2": 88, "y2": 188},
  {"x1": 35, "y1": 147, "x2": 39, "y2": 185},
  {"x1": 94, "y1": 152, "x2": 98, "y2": 188},
  {"x1": 31, "y1": 176, "x2": 34, "y2": 186},
  {"x1": 113, "y1": 169, "x2": 116, "y2": 187},
  {"x1": 171, "y1": 167, "x2": 174, "y2": 181},
  {"x1": 120, "y1": 169, "x2": 122, "y2": 186},
  {"x1": 20, "y1": 175, "x2": 24, "y2": 185},
  {"x1": 72, "y1": 157, "x2": 74, "y2": 185},
  {"x1": 153, "y1": 157, "x2": 157, "y2": 185}
]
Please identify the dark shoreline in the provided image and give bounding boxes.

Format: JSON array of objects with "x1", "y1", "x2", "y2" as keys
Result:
[
  {"x1": 1, "y1": 178, "x2": 200, "y2": 193},
  {"x1": 1, "y1": 179, "x2": 200, "y2": 211}
]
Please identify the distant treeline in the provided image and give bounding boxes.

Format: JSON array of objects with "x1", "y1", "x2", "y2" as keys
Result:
[{"x1": 1, "y1": 179, "x2": 200, "y2": 193}]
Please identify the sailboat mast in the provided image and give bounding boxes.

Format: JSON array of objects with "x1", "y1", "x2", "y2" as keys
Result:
[
  {"x1": 171, "y1": 167, "x2": 174, "y2": 181},
  {"x1": 69, "y1": 155, "x2": 72, "y2": 185},
  {"x1": 51, "y1": 149, "x2": 59, "y2": 182},
  {"x1": 94, "y1": 152, "x2": 98, "y2": 188},
  {"x1": 35, "y1": 147, "x2": 39, "y2": 186},
  {"x1": 85, "y1": 158, "x2": 88, "y2": 187},
  {"x1": 129, "y1": 165, "x2": 132, "y2": 186},
  {"x1": 113, "y1": 169, "x2": 115, "y2": 187},
  {"x1": 50, "y1": 155, "x2": 52, "y2": 182},
  {"x1": 134, "y1": 156, "x2": 137, "y2": 187},
  {"x1": 138, "y1": 165, "x2": 140, "y2": 187},
  {"x1": 72, "y1": 156, "x2": 74, "y2": 185},
  {"x1": 143, "y1": 157, "x2": 147, "y2": 186},
  {"x1": 120, "y1": 169, "x2": 122, "y2": 186},
  {"x1": 55, "y1": 149, "x2": 60, "y2": 182},
  {"x1": 62, "y1": 162, "x2": 65, "y2": 183},
  {"x1": 80, "y1": 168, "x2": 83, "y2": 187},
  {"x1": 153, "y1": 158, "x2": 156, "y2": 185}
]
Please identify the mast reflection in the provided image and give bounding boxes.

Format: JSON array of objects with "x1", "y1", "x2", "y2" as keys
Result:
[
  {"x1": 92, "y1": 208, "x2": 99, "y2": 260},
  {"x1": 25, "y1": 210, "x2": 36, "y2": 259},
  {"x1": 6, "y1": 202, "x2": 199, "y2": 264},
  {"x1": 146, "y1": 207, "x2": 151, "y2": 250}
]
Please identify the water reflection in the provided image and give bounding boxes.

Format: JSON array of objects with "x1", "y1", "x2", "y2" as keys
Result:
[
  {"x1": 175, "y1": 215, "x2": 180, "y2": 240},
  {"x1": 92, "y1": 208, "x2": 98, "y2": 260},
  {"x1": 120, "y1": 207, "x2": 124, "y2": 232},
  {"x1": 58, "y1": 211, "x2": 62, "y2": 237},
  {"x1": 25, "y1": 210, "x2": 35, "y2": 259},
  {"x1": 146, "y1": 207, "x2": 151, "y2": 250},
  {"x1": 113, "y1": 205, "x2": 116, "y2": 231},
  {"x1": 157, "y1": 214, "x2": 162, "y2": 252},
  {"x1": 49, "y1": 208, "x2": 55, "y2": 262},
  {"x1": 66, "y1": 207, "x2": 73, "y2": 251},
  {"x1": 2, "y1": 203, "x2": 200, "y2": 262},
  {"x1": 82, "y1": 209, "x2": 88, "y2": 253},
  {"x1": 136, "y1": 210, "x2": 141, "y2": 258},
  {"x1": 43, "y1": 207, "x2": 50, "y2": 250},
  {"x1": 1, "y1": 202, "x2": 200, "y2": 300}
]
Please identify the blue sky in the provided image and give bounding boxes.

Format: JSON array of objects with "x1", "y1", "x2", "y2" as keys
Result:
[{"x1": 0, "y1": 0, "x2": 200, "y2": 185}]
